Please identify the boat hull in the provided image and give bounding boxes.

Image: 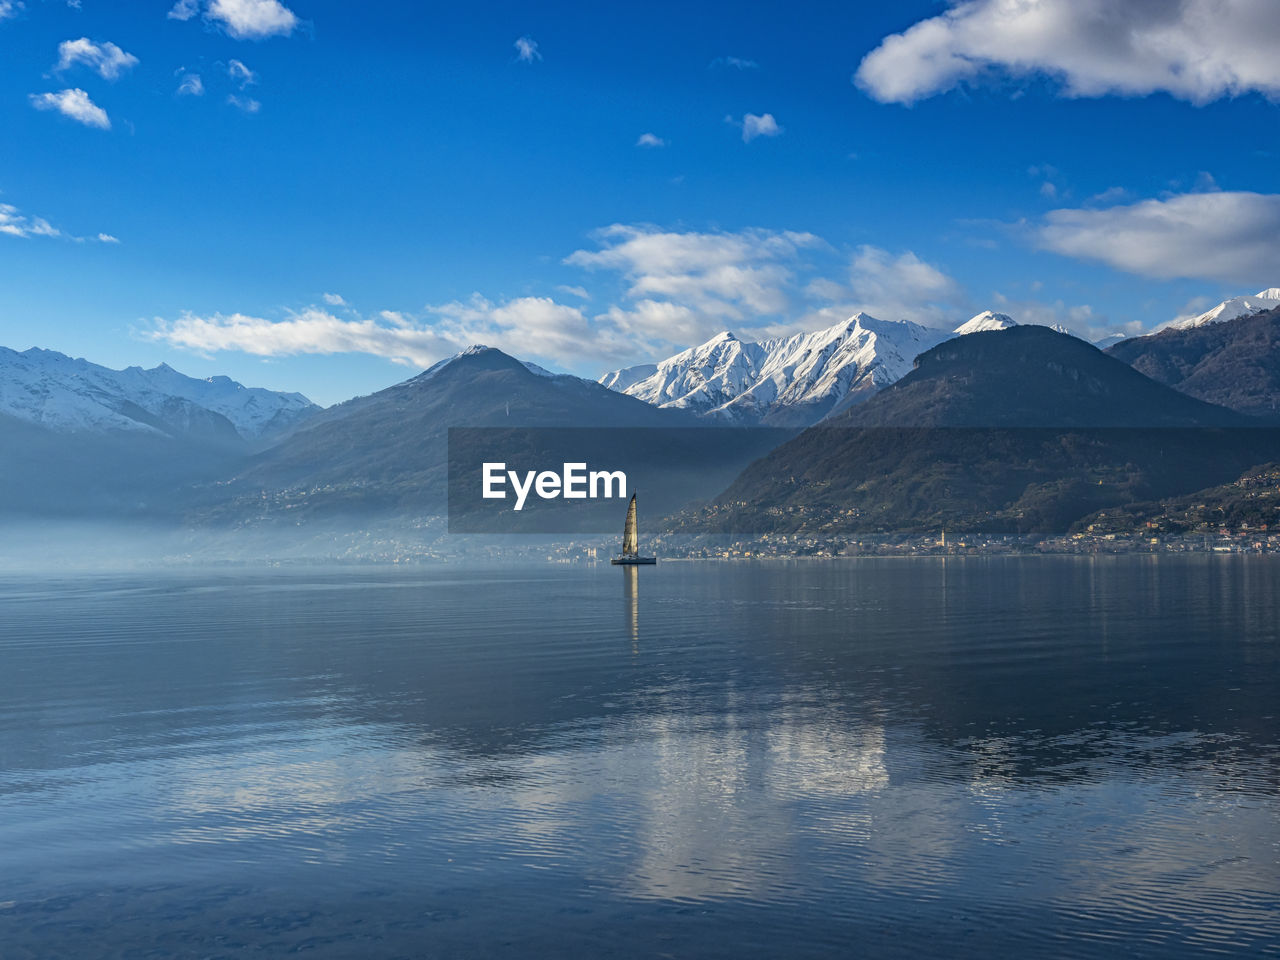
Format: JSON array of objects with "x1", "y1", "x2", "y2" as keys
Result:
[{"x1": 611, "y1": 556, "x2": 657, "y2": 565}]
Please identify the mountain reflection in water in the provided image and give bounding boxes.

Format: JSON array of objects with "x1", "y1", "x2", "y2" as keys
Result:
[{"x1": 0, "y1": 558, "x2": 1277, "y2": 959}]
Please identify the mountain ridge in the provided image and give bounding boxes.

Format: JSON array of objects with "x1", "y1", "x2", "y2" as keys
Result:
[{"x1": 0, "y1": 346, "x2": 318, "y2": 445}]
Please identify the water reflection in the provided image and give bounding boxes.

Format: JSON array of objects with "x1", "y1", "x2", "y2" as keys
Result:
[
  {"x1": 0, "y1": 559, "x2": 1278, "y2": 958},
  {"x1": 623, "y1": 564, "x2": 639, "y2": 649}
]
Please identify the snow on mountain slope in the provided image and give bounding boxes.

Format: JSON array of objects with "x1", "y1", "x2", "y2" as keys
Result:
[
  {"x1": 953, "y1": 311, "x2": 1017, "y2": 335},
  {"x1": 1168, "y1": 288, "x2": 1280, "y2": 330},
  {"x1": 599, "y1": 313, "x2": 951, "y2": 425},
  {"x1": 0, "y1": 347, "x2": 317, "y2": 441}
]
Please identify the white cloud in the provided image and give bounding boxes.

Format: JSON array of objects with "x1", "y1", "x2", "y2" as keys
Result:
[
  {"x1": 322, "y1": 292, "x2": 346, "y2": 306},
  {"x1": 147, "y1": 299, "x2": 639, "y2": 372},
  {"x1": 55, "y1": 38, "x2": 139, "y2": 80},
  {"x1": 514, "y1": 36, "x2": 541, "y2": 63},
  {"x1": 176, "y1": 71, "x2": 204, "y2": 96},
  {"x1": 595, "y1": 299, "x2": 710, "y2": 349},
  {"x1": 29, "y1": 88, "x2": 110, "y2": 129},
  {"x1": 0, "y1": 198, "x2": 115, "y2": 243},
  {"x1": 428, "y1": 295, "x2": 635, "y2": 365},
  {"x1": 226, "y1": 94, "x2": 261, "y2": 113},
  {"x1": 737, "y1": 112, "x2": 781, "y2": 143},
  {"x1": 144, "y1": 227, "x2": 979, "y2": 373},
  {"x1": 0, "y1": 203, "x2": 61, "y2": 239},
  {"x1": 566, "y1": 224, "x2": 821, "y2": 330},
  {"x1": 851, "y1": 246, "x2": 961, "y2": 304},
  {"x1": 228, "y1": 59, "x2": 256, "y2": 87},
  {"x1": 1037, "y1": 190, "x2": 1280, "y2": 283},
  {"x1": 636, "y1": 132, "x2": 666, "y2": 148},
  {"x1": 0, "y1": 1, "x2": 23, "y2": 22},
  {"x1": 764, "y1": 246, "x2": 970, "y2": 335},
  {"x1": 856, "y1": 0, "x2": 1280, "y2": 105},
  {"x1": 206, "y1": 0, "x2": 297, "y2": 39},
  {"x1": 167, "y1": 0, "x2": 198, "y2": 21},
  {"x1": 148, "y1": 309, "x2": 461, "y2": 369},
  {"x1": 709, "y1": 56, "x2": 758, "y2": 70}
]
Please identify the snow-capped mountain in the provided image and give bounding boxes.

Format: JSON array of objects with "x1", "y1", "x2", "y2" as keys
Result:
[
  {"x1": 953, "y1": 311, "x2": 1016, "y2": 335},
  {"x1": 1168, "y1": 288, "x2": 1280, "y2": 330},
  {"x1": 599, "y1": 313, "x2": 952, "y2": 426},
  {"x1": 0, "y1": 347, "x2": 318, "y2": 443}
]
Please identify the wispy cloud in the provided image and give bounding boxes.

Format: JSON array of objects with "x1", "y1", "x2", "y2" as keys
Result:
[
  {"x1": 514, "y1": 36, "x2": 541, "y2": 63},
  {"x1": 635, "y1": 132, "x2": 666, "y2": 148},
  {"x1": 176, "y1": 70, "x2": 204, "y2": 96},
  {"x1": 0, "y1": 199, "x2": 116, "y2": 243},
  {"x1": 0, "y1": 203, "x2": 61, "y2": 239},
  {"x1": 55, "y1": 38, "x2": 138, "y2": 80},
  {"x1": 226, "y1": 94, "x2": 261, "y2": 113},
  {"x1": 848, "y1": 245, "x2": 966, "y2": 320},
  {"x1": 856, "y1": 0, "x2": 1280, "y2": 105},
  {"x1": 148, "y1": 309, "x2": 458, "y2": 368},
  {"x1": 1036, "y1": 190, "x2": 1280, "y2": 284},
  {"x1": 145, "y1": 299, "x2": 638, "y2": 371},
  {"x1": 729, "y1": 112, "x2": 781, "y2": 143},
  {"x1": 0, "y1": 1, "x2": 23, "y2": 22},
  {"x1": 567, "y1": 224, "x2": 820, "y2": 323},
  {"x1": 167, "y1": 0, "x2": 198, "y2": 21},
  {"x1": 29, "y1": 88, "x2": 110, "y2": 129},
  {"x1": 709, "y1": 56, "x2": 758, "y2": 70},
  {"x1": 147, "y1": 226, "x2": 834, "y2": 371},
  {"x1": 228, "y1": 59, "x2": 256, "y2": 88},
  {"x1": 147, "y1": 223, "x2": 1135, "y2": 373}
]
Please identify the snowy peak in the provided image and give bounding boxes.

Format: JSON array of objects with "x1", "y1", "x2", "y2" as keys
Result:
[
  {"x1": 0, "y1": 346, "x2": 318, "y2": 442},
  {"x1": 954, "y1": 311, "x2": 1017, "y2": 336},
  {"x1": 1169, "y1": 288, "x2": 1280, "y2": 330},
  {"x1": 599, "y1": 313, "x2": 951, "y2": 426}
]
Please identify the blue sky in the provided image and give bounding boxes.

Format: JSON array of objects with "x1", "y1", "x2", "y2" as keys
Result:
[{"x1": 2, "y1": 0, "x2": 1279, "y2": 405}]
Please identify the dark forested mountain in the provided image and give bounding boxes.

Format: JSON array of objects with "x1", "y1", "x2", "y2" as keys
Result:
[
  {"x1": 1106, "y1": 306, "x2": 1280, "y2": 419},
  {"x1": 192, "y1": 346, "x2": 714, "y2": 523},
  {"x1": 680, "y1": 327, "x2": 1275, "y2": 537},
  {"x1": 846, "y1": 325, "x2": 1248, "y2": 428}
]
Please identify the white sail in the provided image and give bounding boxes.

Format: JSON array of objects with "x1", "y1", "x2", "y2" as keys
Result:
[{"x1": 622, "y1": 494, "x2": 638, "y2": 556}]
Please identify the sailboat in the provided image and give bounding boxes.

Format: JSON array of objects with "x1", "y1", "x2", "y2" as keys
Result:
[{"x1": 610, "y1": 494, "x2": 656, "y2": 565}]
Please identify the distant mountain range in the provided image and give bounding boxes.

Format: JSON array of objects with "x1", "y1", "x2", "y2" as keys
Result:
[
  {"x1": 677, "y1": 326, "x2": 1276, "y2": 537},
  {"x1": 7, "y1": 286, "x2": 1280, "y2": 538},
  {"x1": 0, "y1": 346, "x2": 316, "y2": 446},
  {"x1": 597, "y1": 309, "x2": 1066, "y2": 427}
]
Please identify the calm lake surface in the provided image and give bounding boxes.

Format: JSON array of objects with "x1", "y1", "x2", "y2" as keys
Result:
[{"x1": 1, "y1": 558, "x2": 1278, "y2": 959}]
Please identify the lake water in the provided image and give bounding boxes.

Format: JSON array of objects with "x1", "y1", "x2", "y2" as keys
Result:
[{"x1": 1, "y1": 558, "x2": 1278, "y2": 959}]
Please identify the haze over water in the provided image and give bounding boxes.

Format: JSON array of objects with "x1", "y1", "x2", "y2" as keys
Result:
[{"x1": 1, "y1": 558, "x2": 1277, "y2": 958}]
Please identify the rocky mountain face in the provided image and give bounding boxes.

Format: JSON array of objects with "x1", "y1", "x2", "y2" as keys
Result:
[
  {"x1": 1106, "y1": 306, "x2": 1280, "y2": 419},
  {"x1": 600, "y1": 312, "x2": 960, "y2": 426}
]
